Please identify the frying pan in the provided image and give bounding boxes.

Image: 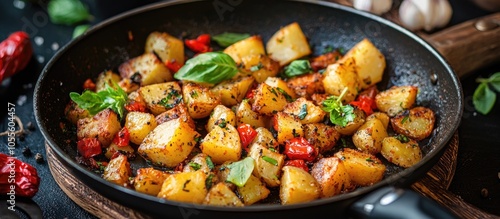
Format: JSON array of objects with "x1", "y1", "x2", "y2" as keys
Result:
[{"x1": 34, "y1": 0, "x2": 472, "y2": 218}]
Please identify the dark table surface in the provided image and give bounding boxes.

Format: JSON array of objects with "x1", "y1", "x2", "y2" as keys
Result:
[{"x1": 1, "y1": 0, "x2": 499, "y2": 218}]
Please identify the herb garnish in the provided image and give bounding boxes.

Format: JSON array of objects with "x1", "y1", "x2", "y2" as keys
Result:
[
  {"x1": 473, "y1": 72, "x2": 500, "y2": 115},
  {"x1": 188, "y1": 162, "x2": 201, "y2": 171},
  {"x1": 206, "y1": 156, "x2": 215, "y2": 170},
  {"x1": 322, "y1": 87, "x2": 356, "y2": 127},
  {"x1": 226, "y1": 157, "x2": 255, "y2": 187},
  {"x1": 276, "y1": 87, "x2": 294, "y2": 102},
  {"x1": 262, "y1": 156, "x2": 278, "y2": 166},
  {"x1": 159, "y1": 89, "x2": 182, "y2": 109},
  {"x1": 283, "y1": 60, "x2": 312, "y2": 78},
  {"x1": 69, "y1": 82, "x2": 128, "y2": 118},
  {"x1": 48, "y1": 0, "x2": 91, "y2": 26},
  {"x1": 395, "y1": 134, "x2": 410, "y2": 143},
  {"x1": 298, "y1": 104, "x2": 308, "y2": 120},
  {"x1": 174, "y1": 52, "x2": 238, "y2": 85},
  {"x1": 212, "y1": 32, "x2": 251, "y2": 47}
]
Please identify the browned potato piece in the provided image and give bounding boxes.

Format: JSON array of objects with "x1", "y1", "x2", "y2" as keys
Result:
[
  {"x1": 155, "y1": 103, "x2": 195, "y2": 129},
  {"x1": 103, "y1": 154, "x2": 132, "y2": 187},
  {"x1": 309, "y1": 51, "x2": 343, "y2": 72},
  {"x1": 237, "y1": 175, "x2": 270, "y2": 205},
  {"x1": 280, "y1": 166, "x2": 320, "y2": 205},
  {"x1": 381, "y1": 137, "x2": 422, "y2": 168},
  {"x1": 105, "y1": 142, "x2": 135, "y2": 159},
  {"x1": 77, "y1": 109, "x2": 121, "y2": 147},
  {"x1": 311, "y1": 93, "x2": 330, "y2": 106},
  {"x1": 367, "y1": 112, "x2": 390, "y2": 129},
  {"x1": 252, "y1": 83, "x2": 288, "y2": 115},
  {"x1": 125, "y1": 111, "x2": 158, "y2": 145},
  {"x1": 183, "y1": 82, "x2": 221, "y2": 119},
  {"x1": 249, "y1": 144, "x2": 285, "y2": 187},
  {"x1": 138, "y1": 81, "x2": 182, "y2": 115},
  {"x1": 266, "y1": 22, "x2": 312, "y2": 66},
  {"x1": 235, "y1": 100, "x2": 267, "y2": 129},
  {"x1": 64, "y1": 101, "x2": 90, "y2": 124},
  {"x1": 249, "y1": 127, "x2": 279, "y2": 150},
  {"x1": 133, "y1": 167, "x2": 170, "y2": 196},
  {"x1": 183, "y1": 153, "x2": 213, "y2": 175},
  {"x1": 224, "y1": 35, "x2": 265, "y2": 64},
  {"x1": 211, "y1": 76, "x2": 255, "y2": 106},
  {"x1": 303, "y1": 123, "x2": 341, "y2": 153},
  {"x1": 200, "y1": 124, "x2": 241, "y2": 164},
  {"x1": 264, "y1": 77, "x2": 298, "y2": 99},
  {"x1": 322, "y1": 57, "x2": 360, "y2": 103},
  {"x1": 206, "y1": 105, "x2": 237, "y2": 133},
  {"x1": 311, "y1": 157, "x2": 353, "y2": 198},
  {"x1": 352, "y1": 118, "x2": 388, "y2": 154},
  {"x1": 283, "y1": 97, "x2": 326, "y2": 124},
  {"x1": 286, "y1": 73, "x2": 325, "y2": 99},
  {"x1": 334, "y1": 148, "x2": 386, "y2": 186},
  {"x1": 375, "y1": 86, "x2": 418, "y2": 117},
  {"x1": 203, "y1": 182, "x2": 244, "y2": 207},
  {"x1": 240, "y1": 54, "x2": 280, "y2": 83},
  {"x1": 391, "y1": 107, "x2": 435, "y2": 140},
  {"x1": 118, "y1": 78, "x2": 140, "y2": 94},
  {"x1": 334, "y1": 108, "x2": 366, "y2": 136},
  {"x1": 118, "y1": 53, "x2": 173, "y2": 86},
  {"x1": 145, "y1": 31, "x2": 184, "y2": 64},
  {"x1": 95, "y1": 70, "x2": 121, "y2": 92},
  {"x1": 271, "y1": 112, "x2": 303, "y2": 145},
  {"x1": 157, "y1": 171, "x2": 207, "y2": 204}
]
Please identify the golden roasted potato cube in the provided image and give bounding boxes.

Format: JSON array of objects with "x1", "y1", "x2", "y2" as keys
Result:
[
  {"x1": 367, "y1": 112, "x2": 390, "y2": 129},
  {"x1": 105, "y1": 142, "x2": 135, "y2": 159},
  {"x1": 280, "y1": 166, "x2": 320, "y2": 205},
  {"x1": 286, "y1": 73, "x2": 325, "y2": 99},
  {"x1": 391, "y1": 106, "x2": 435, "y2": 140},
  {"x1": 77, "y1": 109, "x2": 121, "y2": 147},
  {"x1": 341, "y1": 38, "x2": 386, "y2": 89},
  {"x1": 224, "y1": 35, "x2": 265, "y2": 64},
  {"x1": 183, "y1": 153, "x2": 214, "y2": 175},
  {"x1": 249, "y1": 127, "x2": 279, "y2": 150},
  {"x1": 309, "y1": 51, "x2": 343, "y2": 71},
  {"x1": 311, "y1": 157, "x2": 352, "y2": 198},
  {"x1": 138, "y1": 118, "x2": 200, "y2": 167},
  {"x1": 95, "y1": 70, "x2": 121, "y2": 92},
  {"x1": 334, "y1": 108, "x2": 366, "y2": 136},
  {"x1": 103, "y1": 154, "x2": 132, "y2": 187},
  {"x1": 335, "y1": 148, "x2": 386, "y2": 186},
  {"x1": 203, "y1": 182, "x2": 244, "y2": 207},
  {"x1": 249, "y1": 144, "x2": 285, "y2": 187},
  {"x1": 240, "y1": 54, "x2": 280, "y2": 83},
  {"x1": 118, "y1": 53, "x2": 172, "y2": 86},
  {"x1": 155, "y1": 103, "x2": 195, "y2": 129},
  {"x1": 183, "y1": 82, "x2": 221, "y2": 119},
  {"x1": 200, "y1": 124, "x2": 241, "y2": 164},
  {"x1": 138, "y1": 81, "x2": 182, "y2": 115},
  {"x1": 235, "y1": 100, "x2": 267, "y2": 129},
  {"x1": 381, "y1": 136, "x2": 422, "y2": 168},
  {"x1": 283, "y1": 97, "x2": 326, "y2": 124},
  {"x1": 211, "y1": 76, "x2": 255, "y2": 106},
  {"x1": 237, "y1": 174, "x2": 270, "y2": 205},
  {"x1": 252, "y1": 83, "x2": 288, "y2": 115},
  {"x1": 352, "y1": 118, "x2": 388, "y2": 154},
  {"x1": 145, "y1": 31, "x2": 184, "y2": 64},
  {"x1": 64, "y1": 101, "x2": 90, "y2": 124},
  {"x1": 322, "y1": 57, "x2": 360, "y2": 103},
  {"x1": 125, "y1": 111, "x2": 158, "y2": 145},
  {"x1": 133, "y1": 167, "x2": 170, "y2": 196},
  {"x1": 375, "y1": 85, "x2": 418, "y2": 117},
  {"x1": 206, "y1": 105, "x2": 237, "y2": 133},
  {"x1": 118, "y1": 78, "x2": 140, "y2": 94},
  {"x1": 157, "y1": 171, "x2": 207, "y2": 204},
  {"x1": 266, "y1": 22, "x2": 312, "y2": 66},
  {"x1": 271, "y1": 112, "x2": 303, "y2": 145},
  {"x1": 264, "y1": 77, "x2": 297, "y2": 99},
  {"x1": 303, "y1": 123, "x2": 341, "y2": 153}
]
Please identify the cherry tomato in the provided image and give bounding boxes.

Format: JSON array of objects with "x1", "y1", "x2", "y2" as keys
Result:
[
  {"x1": 350, "y1": 85, "x2": 378, "y2": 115},
  {"x1": 196, "y1": 34, "x2": 211, "y2": 45},
  {"x1": 0, "y1": 31, "x2": 33, "y2": 83},
  {"x1": 237, "y1": 123, "x2": 258, "y2": 151},
  {"x1": 125, "y1": 101, "x2": 147, "y2": 113},
  {"x1": 77, "y1": 138, "x2": 102, "y2": 159},
  {"x1": 185, "y1": 34, "x2": 212, "y2": 53},
  {"x1": 165, "y1": 59, "x2": 183, "y2": 73},
  {"x1": 284, "y1": 137, "x2": 317, "y2": 162},
  {"x1": 82, "y1": 78, "x2": 96, "y2": 91},
  {"x1": 112, "y1": 127, "x2": 130, "y2": 147},
  {"x1": 285, "y1": 159, "x2": 309, "y2": 172}
]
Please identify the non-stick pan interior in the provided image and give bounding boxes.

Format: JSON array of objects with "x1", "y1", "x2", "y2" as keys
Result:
[{"x1": 34, "y1": 0, "x2": 463, "y2": 217}]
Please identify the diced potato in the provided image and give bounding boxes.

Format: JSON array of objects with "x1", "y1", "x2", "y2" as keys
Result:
[
  {"x1": 183, "y1": 82, "x2": 221, "y2": 119},
  {"x1": 157, "y1": 171, "x2": 208, "y2": 204},
  {"x1": 271, "y1": 112, "x2": 303, "y2": 145},
  {"x1": 138, "y1": 118, "x2": 200, "y2": 167},
  {"x1": 341, "y1": 38, "x2": 386, "y2": 89},
  {"x1": 334, "y1": 108, "x2": 366, "y2": 136},
  {"x1": 155, "y1": 103, "x2": 196, "y2": 129},
  {"x1": 237, "y1": 174, "x2": 270, "y2": 205},
  {"x1": 280, "y1": 166, "x2": 320, "y2": 205},
  {"x1": 133, "y1": 167, "x2": 170, "y2": 196},
  {"x1": 264, "y1": 77, "x2": 298, "y2": 99},
  {"x1": 126, "y1": 91, "x2": 147, "y2": 110},
  {"x1": 203, "y1": 182, "x2": 244, "y2": 207},
  {"x1": 249, "y1": 144, "x2": 285, "y2": 187},
  {"x1": 249, "y1": 127, "x2": 278, "y2": 150},
  {"x1": 334, "y1": 148, "x2": 386, "y2": 186},
  {"x1": 252, "y1": 83, "x2": 288, "y2": 115},
  {"x1": 375, "y1": 86, "x2": 418, "y2": 117},
  {"x1": 145, "y1": 31, "x2": 184, "y2": 64},
  {"x1": 303, "y1": 123, "x2": 341, "y2": 153},
  {"x1": 206, "y1": 105, "x2": 236, "y2": 133},
  {"x1": 211, "y1": 76, "x2": 255, "y2": 106},
  {"x1": 352, "y1": 118, "x2": 388, "y2": 154},
  {"x1": 138, "y1": 81, "x2": 182, "y2": 115},
  {"x1": 224, "y1": 35, "x2": 265, "y2": 64},
  {"x1": 322, "y1": 57, "x2": 360, "y2": 103},
  {"x1": 309, "y1": 51, "x2": 343, "y2": 71},
  {"x1": 235, "y1": 100, "x2": 267, "y2": 129},
  {"x1": 105, "y1": 142, "x2": 135, "y2": 159},
  {"x1": 311, "y1": 157, "x2": 352, "y2": 198},
  {"x1": 240, "y1": 54, "x2": 280, "y2": 83},
  {"x1": 125, "y1": 111, "x2": 158, "y2": 145},
  {"x1": 77, "y1": 109, "x2": 121, "y2": 147},
  {"x1": 381, "y1": 137, "x2": 422, "y2": 168},
  {"x1": 283, "y1": 97, "x2": 326, "y2": 124},
  {"x1": 103, "y1": 154, "x2": 132, "y2": 187},
  {"x1": 214, "y1": 163, "x2": 236, "y2": 191},
  {"x1": 95, "y1": 70, "x2": 121, "y2": 92},
  {"x1": 200, "y1": 124, "x2": 241, "y2": 164},
  {"x1": 118, "y1": 78, "x2": 140, "y2": 94},
  {"x1": 64, "y1": 101, "x2": 90, "y2": 124},
  {"x1": 286, "y1": 73, "x2": 325, "y2": 99},
  {"x1": 390, "y1": 107, "x2": 435, "y2": 140},
  {"x1": 118, "y1": 53, "x2": 173, "y2": 86},
  {"x1": 183, "y1": 153, "x2": 214, "y2": 175},
  {"x1": 266, "y1": 22, "x2": 312, "y2": 66},
  {"x1": 367, "y1": 112, "x2": 390, "y2": 129}
]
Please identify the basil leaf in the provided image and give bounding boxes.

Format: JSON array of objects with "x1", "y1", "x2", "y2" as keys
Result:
[
  {"x1": 226, "y1": 157, "x2": 254, "y2": 187},
  {"x1": 212, "y1": 32, "x2": 251, "y2": 47},
  {"x1": 322, "y1": 88, "x2": 356, "y2": 127},
  {"x1": 73, "y1": 24, "x2": 90, "y2": 38},
  {"x1": 283, "y1": 60, "x2": 312, "y2": 78},
  {"x1": 48, "y1": 0, "x2": 90, "y2": 26},
  {"x1": 206, "y1": 156, "x2": 214, "y2": 170},
  {"x1": 298, "y1": 104, "x2": 308, "y2": 120},
  {"x1": 488, "y1": 72, "x2": 500, "y2": 92},
  {"x1": 69, "y1": 83, "x2": 128, "y2": 118},
  {"x1": 174, "y1": 52, "x2": 238, "y2": 85},
  {"x1": 473, "y1": 82, "x2": 496, "y2": 115}
]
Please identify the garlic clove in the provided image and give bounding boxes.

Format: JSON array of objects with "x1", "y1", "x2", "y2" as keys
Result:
[
  {"x1": 399, "y1": 0, "x2": 453, "y2": 31},
  {"x1": 353, "y1": 0, "x2": 393, "y2": 15},
  {"x1": 399, "y1": 0, "x2": 425, "y2": 31},
  {"x1": 432, "y1": 0, "x2": 453, "y2": 30}
]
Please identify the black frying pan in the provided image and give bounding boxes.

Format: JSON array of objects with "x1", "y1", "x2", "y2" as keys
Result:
[{"x1": 34, "y1": 0, "x2": 464, "y2": 218}]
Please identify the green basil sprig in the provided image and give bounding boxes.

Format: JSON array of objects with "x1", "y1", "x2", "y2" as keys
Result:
[
  {"x1": 322, "y1": 87, "x2": 356, "y2": 127},
  {"x1": 69, "y1": 83, "x2": 128, "y2": 118},
  {"x1": 283, "y1": 60, "x2": 312, "y2": 78},
  {"x1": 174, "y1": 52, "x2": 238, "y2": 85},
  {"x1": 225, "y1": 157, "x2": 254, "y2": 187},
  {"x1": 212, "y1": 32, "x2": 251, "y2": 47},
  {"x1": 473, "y1": 72, "x2": 500, "y2": 115},
  {"x1": 72, "y1": 24, "x2": 90, "y2": 38},
  {"x1": 48, "y1": 0, "x2": 91, "y2": 26}
]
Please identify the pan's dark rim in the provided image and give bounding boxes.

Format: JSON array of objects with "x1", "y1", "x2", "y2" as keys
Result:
[{"x1": 34, "y1": 0, "x2": 464, "y2": 213}]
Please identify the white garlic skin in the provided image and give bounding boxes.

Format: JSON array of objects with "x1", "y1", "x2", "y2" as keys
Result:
[
  {"x1": 353, "y1": 0, "x2": 393, "y2": 15},
  {"x1": 399, "y1": 0, "x2": 453, "y2": 31}
]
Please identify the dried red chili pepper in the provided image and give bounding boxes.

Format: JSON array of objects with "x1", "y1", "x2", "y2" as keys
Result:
[
  {"x1": 0, "y1": 153, "x2": 40, "y2": 198},
  {"x1": 237, "y1": 123, "x2": 257, "y2": 151},
  {"x1": 77, "y1": 137, "x2": 102, "y2": 158},
  {"x1": 284, "y1": 137, "x2": 318, "y2": 162},
  {"x1": 0, "y1": 31, "x2": 33, "y2": 83}
]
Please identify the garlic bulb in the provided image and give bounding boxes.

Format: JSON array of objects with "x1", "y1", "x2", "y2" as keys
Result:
[
  {"x1": 399, "y1": 0, "x2": 453, "y2": 31},
  {"x1": 353, "y1": 0, "x2": 393, "y2": 15}
]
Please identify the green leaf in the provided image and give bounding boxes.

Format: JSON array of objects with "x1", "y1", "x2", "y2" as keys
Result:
[
  {"x1": 69, "y1": 82, "x2": 128, "y2": 118},
  {"x1": 298, "y1": 104, "x2": 308, "y2": 120},
  {"x1": 48, "y1": 0, "x2": 90, "y2": 25},
  {"x1": 174, "y1": 52, "x2": 238, "y2": 85},
  {"x1": 261, "y1": 156, "x2": 278, "y2": 166},
  {"x1": 212, "y1": 32, "x2": 251, "y2": 47},
  {"x1": 205, "y1": 156, "x2": 214, "y2": 170},
  {"x1": 283, "y1": 60, "x2": 312, "y2": 78},
  {"x1": 473, "y1": 82, "x2": 496, "y2": 115},
  {"x1": 322, "y1": 88, "x2": 356, "y2": 127},
  {"x1": 72, "y1": 24, "x2": 90, "y2": 38},
  {"x1": 488, "y1": 72, "x2": 500, "y2": 92},
  {"x1": 226, "y1": 157, "x2": 254, "y2": 187},
  {"x1": 188, "y1": 162, "x2": 201, "y2": 171}
]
